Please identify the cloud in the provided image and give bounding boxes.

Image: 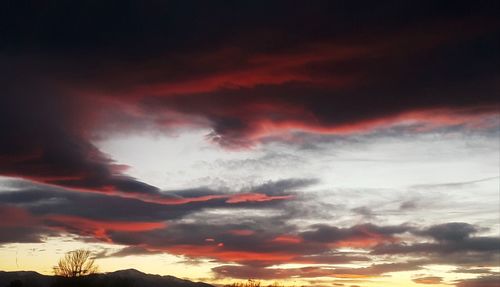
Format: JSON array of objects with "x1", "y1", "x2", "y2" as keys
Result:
[
  {"x1": 0, "y1": 204, "x2": 55, "y2": 243},
  {"x1": 0, "y1": 86, "x2": 161, "y2": 196},
  {"x1": 453, "y1": 268, "x2": 498, "y2": 275},
  {"x1": 351, "y1": 207, "x2": 375, "y2": 219},
  {"x1": 301, "y1": 223, "x2": 411, "y2": 247},
  {"x1": 417, "y1": 222, "x2": 479, "y2": 242},
  {"x1": 372, "y1": 223, "x2": 500, "y2": 266},
  {"x1": 413, "y1": 277, "x2": 443, "y2": 284},
  {"x1": 99, "y1": 222, "x2": 415, "y2": 267},
  {"x1": 0, "y1": 3, "x2": 497, "y2": 232},
  {"x1": 0, "y1": 2, "x2": 499, "y2": 283},
  {"x1": 410, "y1": 177, "x2": 500, "y2": 190},
  {"x1": 455, "y1": 275, "x2": 500, "y2": 287},
  {"x1": 213, "y1": 261, "x2": 424, "y2": 279},
  {"x1": 373, "y1": 238, "x2": 500, "y2": 257},
  {"x1": 43, "y1": 215, "x2": 167, "y2": 242},
  {"x1": 102, "y1": 246, "x2": 158, "y2": 258},
  {"x1": 4, "y1": 181, "x2": 496, "y2": 273},
  {"x1": 1, "y1": 2, "x2": 498, "y2": 153},
  {"x1": 2, "y1": 182, "x2": 498, "y2": 279},
  {"x1": 399, "y1": 200, "x2": 418, "y2": 210},
  {"x1": 105, "y1": 221, "x2": 310, "y2": 266},
  {"x1": 0, "y1": 178, "x2": 306, "y2": 245}
]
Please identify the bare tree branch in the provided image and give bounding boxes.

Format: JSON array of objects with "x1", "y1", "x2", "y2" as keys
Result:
[{"x1": 53, "y1": 249, "x2": 98, "y2": 277}]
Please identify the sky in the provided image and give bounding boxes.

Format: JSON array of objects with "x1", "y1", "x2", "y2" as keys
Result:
[{"x1": 1, "y1": 1, "x2": 499, "y2": 286}]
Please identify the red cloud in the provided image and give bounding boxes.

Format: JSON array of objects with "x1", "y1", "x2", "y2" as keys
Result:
[
  {"x1": 124, "y1": 44, "x2": 364, "y2": 98},
  {"x1": 0, "y1": 204, "x2": 37, "y2": 227},
  {"x1": 164, "y1": 245, "x2": 299, "y2": 265},
  {"x1": 271, "y1": 235, "x2": 303, "y2": 244},
  {"x1": 227, "y1": 229, "x2": 255, "y2": 236},
  {"x1": 120, "y1": 191, "x2": 293, "y2": 206},
  {"x1": 225, "y1": 193, "x2": 294, "y2": 204},
  {"x1": 43, "y1": 215, "x2": 166, "y2": 242}
]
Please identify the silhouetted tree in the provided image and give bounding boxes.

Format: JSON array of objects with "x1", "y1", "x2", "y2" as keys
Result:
[{"x1": 53, "y1": 249, "x2": 98, "y2": 277}]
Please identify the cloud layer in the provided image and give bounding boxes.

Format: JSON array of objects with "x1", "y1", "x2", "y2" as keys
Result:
[{"x1": 1, "y1": 1, "x2": 499, "y2": 285}]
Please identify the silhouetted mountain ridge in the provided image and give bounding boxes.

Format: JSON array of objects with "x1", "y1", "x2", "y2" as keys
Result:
[{"x1": 0, "y1": 269, "x2": 215, "y2": 287}]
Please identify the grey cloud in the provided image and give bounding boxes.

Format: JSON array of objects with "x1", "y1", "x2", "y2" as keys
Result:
[
  {"x1": 369, "y1": 223, "x2": 500, "y2": 267},
  {"x1": 399, "y1": 200, "x2": 418, "y2": 210},
  {"x1": 105, "y1": 246, "x2": 158, "y2": 258},
  {"x1": 301, "y1": 223, "x2": 412, "y2": 243},
  {"x1": 248, "y1": 178, "x2": 318, "y2": 195},
  {"x1": 454, "y1": 275, "x2": 500, "y2": 287},
  {"x1": 351, "y1": 206, "x2": 375, "y2": 219},
  {"x1": 410, "y1": 177, "x2": 499, "y2": 190},
  {"x1": 0, "y1": 178, "x2": 308, "y2": 245},
  {"x1": 213, "y1": 261, "x2": 425, "y2": 280},
  {"x1": 417, "y1": 222, "x2": 479, "y2": 242},
  {"x1": 0, "y1": 178, "x2": 305, "y2": 223},
  {"x1": 454, "y1": 268, "x2": 499, "y2": 274},
  {"x1": 373, "y1": 236, "x2": 500, "y2": 255}
]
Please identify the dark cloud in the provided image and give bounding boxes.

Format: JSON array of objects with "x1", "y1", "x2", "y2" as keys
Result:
[
  {"x1": 455, "y1": 275, "x2": 500, "y2": 287},
  {"x1": 372, "y1": 237, "x2": 500, "y2": 267},
  {"x1": 301, "y1": 223, "x2": 411, "y2": 244},
  {"x1": 0, "y1": 178, "x2": 304, "y2": 221},
  {"x1": 0, "y1": 1, "x2": 497, "y2": 205},
  {"x1": 417, "y1": 222, "x2": 479, "y2": 241},
  {"x1": 0, "y1": 80, "x2": 160, "y2": 195},
  {"x1": 103, "y1": 246, "x2": 158, "y2": 258},
  {"x1": 4, "y1": 1, "x2": 496, "y2": 53},
  {"x1": 453, "y1": 268, "x2": 499, "y2": 275},
  {"x1": 246, "y1": 178, "x2": 318, "y2": 195},
  {"x1": 373, "y1": 236, "x2": 500, "y2": 255},
  {"x1": 213, "y1": 261, "x2": 424, "y2": 279},
  {"x1": 1, "y1": 1, "x2": 498, "y2": 152},
  {"x1": 399, "y1": 200, "x2": 418, "y2": 210},
  {"x1": 351, "y1": 207, "x2": 375, "y2": 219},
  {"x1": 104, "y1": 222, "x2": 413, "y2": 267},
  {"x1": 0, "y1": 204, "x2": 56, "y2": 243},
  {"x1": 105, "y1": 221, "x2": 316, "y2": 267},
  {"x1": 0, "y1": 178, "x2": 306, "y2": 245},
  {"x1": 365, "y1": 222, "x2": 500, "y2": 267},
  {"x1": 1, "y1": 182, "x2": 413, "y2": 266},
  {"x1": 1, "y1": 181, "x2": 498, "y2": 277},
  {"x1": 292, "y1": 252, "x2": 370, "y2": 265}
]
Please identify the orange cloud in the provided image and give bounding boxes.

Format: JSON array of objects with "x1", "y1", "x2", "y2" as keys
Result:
[
  {"x1": 271, "y1": 235, "x2": 303, "y2": 244},
  {"x1": 163, "y1": 245, "x2": 298, "y2": 265},
  {"x1": 227, "y1": 229, "x2": 255, "y2": 236},
  {"x1": 413, "y1": 276, "x2": 443, "y2": 284}
]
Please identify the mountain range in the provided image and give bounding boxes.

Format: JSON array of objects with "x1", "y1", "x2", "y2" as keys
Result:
[{"x1": 0, "y1": 269, "x2": 215, "y2": 287}]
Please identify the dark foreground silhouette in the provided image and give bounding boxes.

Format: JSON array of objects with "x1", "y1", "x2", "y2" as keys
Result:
[{"x1": 0, "y1": 269, "x2": 215, "y2": 287}]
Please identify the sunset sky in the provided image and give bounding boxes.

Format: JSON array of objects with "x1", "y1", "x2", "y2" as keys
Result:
[{"x1": 1, "y1": 1, "x2": 499, "y2": 286}]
